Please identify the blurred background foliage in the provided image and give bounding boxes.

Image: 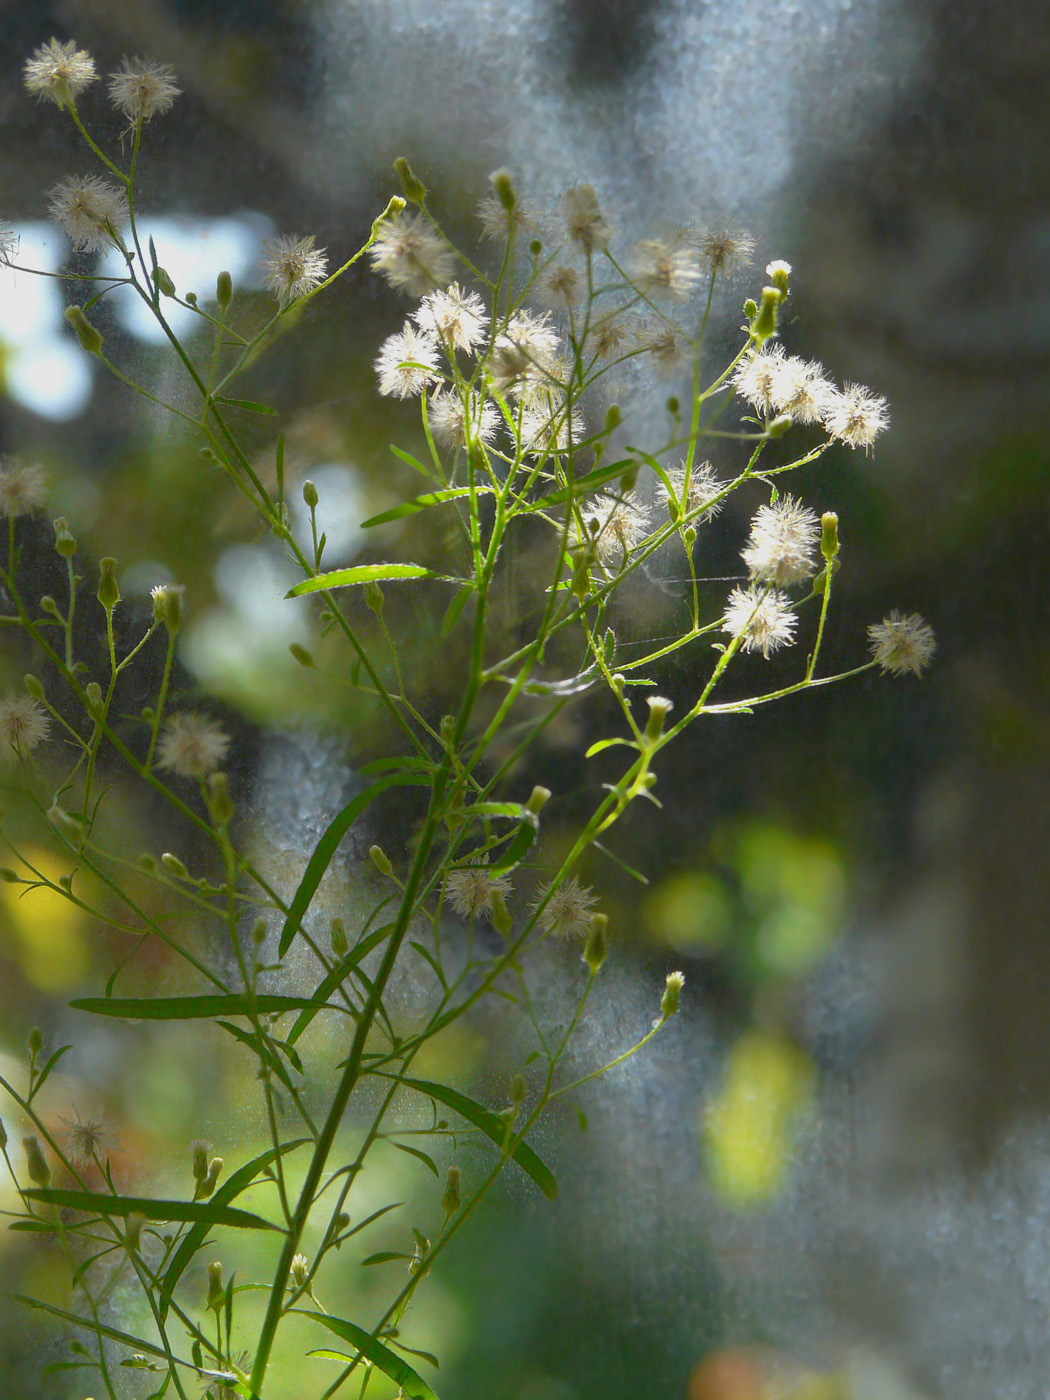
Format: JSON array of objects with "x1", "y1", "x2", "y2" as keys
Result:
[{"x1": 0, "y1": 0, "x2": 1047, "y2": 1398}]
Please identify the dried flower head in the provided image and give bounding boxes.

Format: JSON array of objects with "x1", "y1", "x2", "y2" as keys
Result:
[
  {"x1": 262, "y1": 234, "x2": 328, "y2": 306},
  {"x1": 723, "y1": 585, "x2": 798, "y2": 658},
  {"x1": 24, "y1": 38, "x2": 97, "y2": 108},
  {"x1": 369, "y1": 211, "x2": 455, "y2": 297},
  {"x1": 48, "y1": 175, "x2": 128, "y2": 254},
  {"x1": 413, "y1": 282, "x2": 488, "y2": 353},
  {"x1": 488, "y1": 310, "x2": 564, "y2": 397},
  {"x1": 520, "y1": 397, "x2": 583, "y2": 456},
  {"x1": 584, "y1": 495, "x2": 651, "y2": 564},
  {"x1": 535, "y1": 875, "x2": 600, "y2": 939},
  {"x1": 446, "y1": 861, "x2": 513, "y2": 922},
  {"x1": 661, "y1": 461, "x2": 726, "y2": 524},
  {"x1": 0, "y1": 459, "x2": 47, "y2": 518},
  {"x1": 290, "y1": 1253, "x2": 310, "y2": 1290},
  {"x1": 156, "y1": 712, "x2": 230, "y2": 779},
  {"x1": 61, "y1": 1109, "x2": 113, "y2": 1167},
  {"x1": 564, "y1": 184, "x2": 611, "y2": 253},
  {"x1": 476, "y1": 195, "x2": 538, "y2": 243},
  {"x1": 771, "y1": 355, "x2": 835, "y2": 425},
  {"x1": 628, "y1": 239, "x2": 702, "y2": 300},
  {"x1": 741, "y1": 495, "x2": 821, "y2": 587},
  {"x1": 693, "y1": 226, "x2": 757, "y2": 275},
  {"x1": 428, "y1": 387, "x2": 499, "y2": 451},
  {"x1": 0, "y1": 694, "x2": 50, "y2": 761},
  {"x1": 823, "y1": 381, "x2": 890, "y2": 451},
  {"x1": 587, "y1": 310, "x2": 632, "y2": 359},
  {"x1": 868, "y1": 611, "x2": 936, "y2": 676},
  {"x1": 374, "y1": 322, "x2": 441, "y2": 399},
  {"x1": 107, "y1": 57, "x2": 180, "y2": 123},
  {"x1": 538, "y1": 264, "x2": 584, "y2": 308},
  {"x1": 636, "y1": 322, "x2": 689, "y2": 376},
  {"x1": 731, "y1": 344, "x2": 787, "y2": 416}
]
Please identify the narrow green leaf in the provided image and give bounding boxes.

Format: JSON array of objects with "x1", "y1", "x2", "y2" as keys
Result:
[
  {"x1": 584, "y1": 737, "x2": 632, "y2": 759},
  {"x1": 390, "y1": 444, "x2": 437, "y2": 481},
  {"x1": 360, "y1": 1251, "x2": 410, "y2": 1266},
  {"x1": 409, "y1": 940, "x2": 447, "y2": 989},
  {"x1": 393, "y1": 1077, "x2": 557, "y2": 1200},
  {"x1": 487, "y1": 819, "x2": 537, "y2": 872},
  {"x1": 9, "y1": 1219, "x2": 58, "y2": 1232},
  {"x1": 361, "y1": 488, "x2": 479, "y2": 529},
  {"x1": 24, "y1": 1189, "x2": 279, "y2": 1230},
  {"x1": 299, "y1": 1312, "x2": 440, "y2": 1400},
  {"x1": 527, "y1": 459, "x2": 633, "y2": 511},
  {"x1": 392, "y1": 1141, "x2": 440, "y2": 1177},
  {"x1": 213, "y1": 397, "x2": 278, "y2": 415},
  {"x1": 159, "y1": 1139, "x2": 309, "y2": 1318},
  {"x1": 216, "y1": 1021, "x2": 296, "y2": 1091},
  {"x1": 288, "y1": 564, "x2": 432, "y2": 598},
  {"x1": 28, "y1": 1043, "x2": 72, "y2": 1102},
  {"x1": 441, "y1": 581, "x2": 474, "y2": 637},
  {"x1": 70, "y1": 994, "x2": 335, "y2": 1021},
  {"x1": 286, "y1": 923, "x2": 393, "y2": 1046},
  {"x1": 452, "y1": 801, "x2": 529, "y2": 822},
  {"x1": 337, "y1": 1200, "x2": 403, "y2": 1242},
  {"x1": 278, "y1": 775, "x2": 421, "y2": 957},
  {"x1": 13, "y1": 1296, "x2": 183, "y2": 1366},
  {"x1": 593, "y1": 839, "x2": 649, "y2": 884}
]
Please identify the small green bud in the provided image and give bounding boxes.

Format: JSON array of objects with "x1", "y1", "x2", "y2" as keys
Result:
[
  {"x1": 666, "y1": 495, "x2": 681, "y2": 524},
  {"x1": 684, "y1": 526, "x2": 697, "y2": 548},
  {"x1": 440, "y1": 714, "x2": 456, "y2": 747},
  {"x1": 510, "y1": 1073, "x2": 526, "y2": 1104},
  {"x1": 611, "y1": 673, "x2": 626, "y2": 696},
  {"x1": 0, "y1": 867, "x2": 21, "y2": 884},
  {"x1": 488, "y1": 167, "x2": 516, "y2": 212},
  {"x1": 47, "y1": 802, "x2": 84, "y2": 844},
  {"x1": 124, "y1": 1211, "x2": 145, "y2": 1252},
  {"x1": 192, "y1": 1142, "x2": 209, "y2": 1183},
  {"x1": 206, "y1": 1261, "x2": 224, "y2": 1309},
  {"x1": 64, "y1": 305, "x2": 103, "y2": 355},
  {"x1": 151, "y1": 584, "x2": 183, "y2": 633},
  {"x1": 529, "y1": 238, "x2": 543, "y2": 257},
  {"x1": 660, "y1": 970, "x2": 685, "y2": 1020},
  {"x1": 525, "y1": 786, "x2": 551, "y2": 816},
  {"x1": 644, "y1": 695, "x2": 673, "y2": 741},
  {"x1": 154, "y1": 266, "x2": 176, "y2": 297},
  {"x1": 185, "y1": 291, "x2": 197, "y2": 305},
  {"x1": 84, "y1": 681, "x2": 103, "y2": 717},
  {"x1": 201, "y1": 1157, "x2": 223, "y2": 1197},
  {"x1": 442, "y1": 1164, "x2": 461, "y2": 1215},
  {"x1": 766, "y1": 259, "x2": 791, "y2": 296},
  {"x1": 289, "y1": 643, "x2": 314, "y2": 668},
  {"x1": 363, "y1": 580, "x2": 384, "y2": 614},
  {"x1": 369, "y1": 844, "x2": 393, "y2": 878},
  {"x1": 53, "y1": 517, "x2": 76, "y2": 559},
  {"x1": 96, "y1": 557, "x2": 120, "y2": 612},
  {"x1": 751, "y1": 286, "x2": 781, "y2": 346},
  {"x1": 39, "y1": 595, "x2": 60, "y2": 617},
  {"x1": 27, "y1": 1028, "x2": 43, "y2": 1059},
  {"x1": 604, "y1": 403, "x2": 622, "y2": 432},
  {"x1": 812, "y1": 558, "x2": 840, "y2": 595},
  {"x1": 330, "y1": 916, "x2": 348, "y2": 957},
  {"x1": 137, "y1": 853, "x2": 157, "y2": 873},
  {"x1": 766, "y1": 414, "x2": 793, "y2": 438},
  {"x1": 161, "y1": 852, "x2": 189, "y2": 879},
  {"x1": 583, "y1": 913, "x2": 608, "y2": 975},
  {"x1": 207, "y1": 772, "x2": 234, "y2": 827},
  {"x1": 570, "y1": 548, "x2": 592, "y2": 602},
  {"x1": 820, "y1": 511, "x2": 839, "y2": 562},
  {"x1": 290, "y1": 1252, "x2": 310, "y2": 1289},
  {"x1": 393, "y1": 156, "x2": 427, "y2": 205},
  {"x1": 250, "y1": 919, "x2": 267, "y2": 946},
  {"x1": 215, "y1": 270, "x2": 233, "y2": 308},
  {"x1": 490, "y1": 887, "x2": 512, "y2": 938},
  {"x1": 23, "y1": 1134, "x2": 50, "y2": 1187},
  {"x1": 666, "y1": 396, "x2": 680, "y2": 416},
  {"x1": 742, "y1": 297, "x2": 758, "y2": 319},
  {"x1": 23, "y1": 674, "x2": 44, "y2": 701},
  {"x1": 619, "y1": 464, "x2": 639, "y2": 494},
  {"x1": 302, "y1": 479, "x2": 319, "y2": 509}
]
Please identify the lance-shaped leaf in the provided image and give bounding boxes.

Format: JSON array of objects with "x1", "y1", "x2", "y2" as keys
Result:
[
  {"x1": 526, "y1": 458, "x2": 633, "y2": 511},
  {"x1": 287, "y1": 563, "x2": 434, "y2": 597},
  {"x1": 69, "y1": 994, "x2": 338, "y2": 1021},
  {"x1": 300, "y1": 1313, "x2": 440, "y2": 1400},
  {"x1": 361, "y1": 487, "x2": 491, "y2": 529},
  {"x1": 24, "y1": 1189, "x2": 279, "y2": 1230},
  {"x1": 14, "y1": 1295, "x2": 199, "y2": 1369},
  {"x1": 392, "y1": 1077, "x2": 557, "y2": 1200}
]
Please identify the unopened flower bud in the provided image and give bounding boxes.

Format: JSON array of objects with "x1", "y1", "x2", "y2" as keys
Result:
[
  {"x1": 526, "y1": 786, "x2": 551, "y2": 816},
  {"x1": 440, "y1": 714, "x2": 456, "y2": 746},
  {"x1": 619, "y1": 464, "x2": 639, "y2": 494},
  {"x1": 250, "y1": 919, "x2": 267, "y2": 946},
  {"x1": 364, "y1": 580, "x2": 384, "y2": 614},
  {"x1": 47, "y1": 802, "x2": 84, "y2": 843},
  {"x1": 766, "y1": 414, "x2": 793, "y2": 438},
  {"x1": 39, "y1": 595, "x2": 60, "y2": 617},
  {"x1": 330, "y1": 916, "x2": 348, "y2": 957},
  {"x1": 369, "y1": 844, "x2": 393, "y2": 878},
  {"x1": 53, "y1": 517, "x2": 76, "y2": 559},
  {"x1": 24, "y1": 1134, "x2": 50, "y2": 1187},
  {"x1": 604, "y1": 403, "x2": 622, "y2": 432},
  {"x1": 27, "y1": 1028, "x2": 43, "y2": 1059},
  {"x1": 96, "y1": 557, "x2": 120, "y2": 612},
  {"x1": 644, "y1": 695, "x2": 673, "y2": 741},
  {"x1": 64, "y1": 305, "x2": 103, "y2": 355},
  {"x1": 742, "y1": 297, "x2": 758, "y2": 320},
  {"x1": 84, "y1": 681, "x2": 103, "y2": 717},
  {"x1": 529, "y1": 238, "x2": 543, "y2": 258},
  {"x1": 289, "y1": 643, "x2": 313, "y2": 668},
  {"x1": 0, "y1": 867, "x2": 21, "y2": 883},
  {"x1": 154, "y1": 266, "x2": 176, "y2": 298},
  {"x1": 124, "y1": 1211, "x2": 145, "y2": 1252},
  {"x1": 161, "y1": 852, "x2": 188, "y2": 878},
  {"x1": 152, "y1": 584, "x2": 183, "y2": 633},
  {"x1": 820, "y1": 511, "x2": 839, "y2": 562},
  {"x1": 206, "y1": 1261, "x2": 224, "y2": 1309},
  {"x1": 660, "y1": 970, "x2": 685, "y2": 1020},
  {"x1": 290, "y1": 1252, "x2": 309, "y2": 1288},
  {"x1": 215, "y1": 270, "x2": 233, "y2": 308},
  {"x1": 199, "y1": 1157, "x2": 223, "y2": 1199},
  {"x1": 752, "y1": 286, "x2": 781, "y2": 346},
  {"x1": 666, "y1": 396, "x2": 680, "y2": 416},
  {"x1": 192, "y1": 1142, "x2": 208, "y2": 1183},
  {"x1": 207, "y1": 772, "x2": 234, "y2": 827},
  {"x1": 442, "y1": 1164, "x2": 461, "y2": 1214},
  {"x1": 510, "y1": 1072, "x2": 526, "y2": 1104},
  {"x1": 23, "y1": 674, "x2": 44, "y2": 701},
  {"x1": 302, "y1": 479, "x2": 318, "y2": 509},
  {"x1": 488, "y1": 167, "x2": 516, "y2": 212},
  {"x1": 490, "y1": 887, "x2": 512, "y2": 938},
  {"x1": 583, "y1": 913, "x2": 608, "y2": 974},
  {"x1": 393, "y1": 156, "x2": 427, "y2": 205}
]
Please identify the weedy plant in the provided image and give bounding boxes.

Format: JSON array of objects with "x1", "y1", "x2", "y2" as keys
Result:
[{"x1": 0, "y1": 37, "x2": 935, "y2": 1400}]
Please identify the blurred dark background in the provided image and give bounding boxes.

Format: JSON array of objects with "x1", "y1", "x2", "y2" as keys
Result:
[{"x1": 0, "y1": 1, "x2": 1047, "y2": 1397}]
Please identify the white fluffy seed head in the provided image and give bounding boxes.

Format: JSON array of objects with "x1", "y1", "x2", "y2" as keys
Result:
[
  {"x1": 24, "y1": 38, "x2": 97, "y2": 108},
  {"x1": 823, "y1": 382, "x2": 890, "y2": 451},
  {"x1": 628, "y1": 239, "x2": 702, "y2": 300},
  {"x1": 157, "y1": 712, "x2": 230, "y2": 779},
  {"x1": 0, "y1": 694, "x2": 50, "y2": 760},
  {"x1": 413, "y1": 283, "x2": 489, "y2": 353},
  {"x1": 368, "y1": 212, "x2": 455, "y2": 297},
  {"x1": 428, "y1": 388, "x2": 499, "y2": 451},
  {"x1": 723, "y1": 585, "x2": 798, "y2": 658},
  {"x1": 868, "y1": 611, "x2": 936, "y2": 676},
  {"x1": 0, "y1": 459, "x2": 47, "y2": 518},
  {"x1": 374, "y1": 323, "x2": 441, "y2": 399},
  {"x1": 534, "y1": 876, "x2": 600, "y2": 939},
  {"x1": 741, "y1": 495, "x2": 822, "y2": 587},
  {"x1": 107, "y1": 57, "x2": 181, "y2": 122},
  {"x1": 262, "y1": 234, "x2": 328, "y2": 306},
  {"x1": 48, "y1": 175, "x2": 128, "y2": 254},
  {"x1": 564, "y1": 184, "x2": 611, "y2": 253}
]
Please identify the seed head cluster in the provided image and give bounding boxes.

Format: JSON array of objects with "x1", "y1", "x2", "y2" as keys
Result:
[
  {"x1": 24, "y1": 38, "x2": 97, "y2": 108},
  {"x1": 742, "y1": 495, "x2": 822, "y2": 587},
  {"x1": 157, "y1": 712, "x2": 230, "y2": 779},
  {"x1": 262, "y1": 234, "x2": 328, "y2": 306}
]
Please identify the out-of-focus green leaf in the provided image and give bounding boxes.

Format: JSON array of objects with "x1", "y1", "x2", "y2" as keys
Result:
[
  {"x1": 287, "y1": 564, "x2": 433, "y2": 597},
  {"x1": 70, "y1": 994, "x2": 335, "y2": 1020},
  {"x1": 361, "y1": 487, "x2": 486, "y2": 528},
  {"x1": 24, "y1": 1189, "x2": 278, "y2": 1230},
  {"x1": 300, "y1": 1313, "x2": 440, "y2": 1400}
]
